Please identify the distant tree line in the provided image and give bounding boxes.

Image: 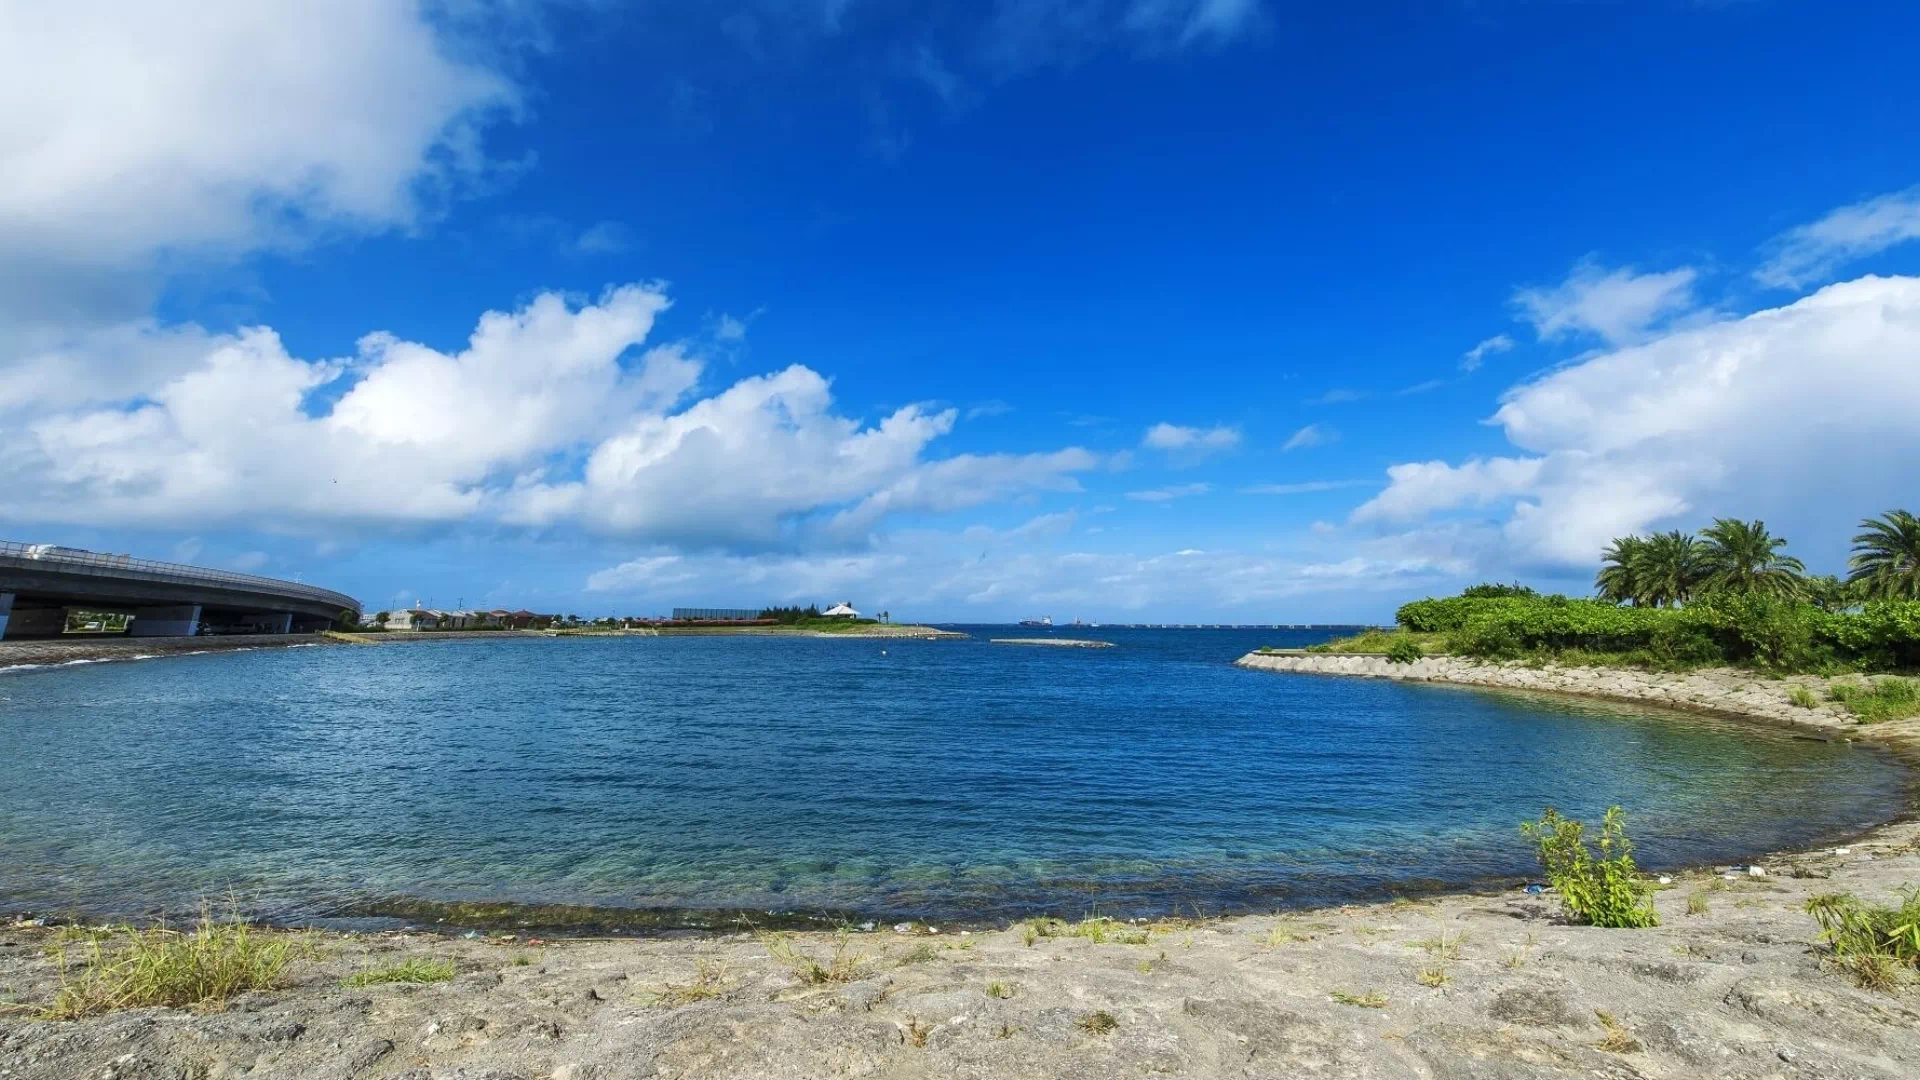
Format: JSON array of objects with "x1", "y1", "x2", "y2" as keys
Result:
[{"x1": 1385, "y1": 510, "x2": 1920, "y2": 672}]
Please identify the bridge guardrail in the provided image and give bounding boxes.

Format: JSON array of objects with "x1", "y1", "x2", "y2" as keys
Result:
[{"x1": 0, "y1": 541, "x2": 360, "y2": 614}]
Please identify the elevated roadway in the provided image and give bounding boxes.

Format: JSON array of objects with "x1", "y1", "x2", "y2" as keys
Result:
[{"x1": 0, "y1": 541, "x2": 360, "y2": 640}]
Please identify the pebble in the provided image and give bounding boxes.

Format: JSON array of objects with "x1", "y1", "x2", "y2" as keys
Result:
[{"x1": 1748, "y1": 866, "x2": 1767, "y2": 878}]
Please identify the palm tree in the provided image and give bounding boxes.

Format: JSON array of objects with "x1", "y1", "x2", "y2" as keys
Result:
[
  {"x1": 1805, "y1": 574, "x2": 1860, "y2": 613},
  {"x1": 1635, "y1": 530, "x2": 1706, "y2": 607},
  {"x1": 1698, "y1": 518, "x2": 1805, "y2": 598},
  {"x1": 1848, "y1": 509, "x2": 1920, "y2": 601},
  {"x1": 1595, "y1": 535, "x2": 1645, "y2": 605}
]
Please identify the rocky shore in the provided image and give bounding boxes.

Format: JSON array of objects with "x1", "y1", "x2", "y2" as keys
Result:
[{"x1": 3, "y1": 657, "x2": 1918, "y2": 1078}]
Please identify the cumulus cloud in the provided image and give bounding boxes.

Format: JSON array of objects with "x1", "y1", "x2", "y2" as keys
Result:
[
  {"x1": 0, "y1": 285, "x2": 1099, "y2": 547},
  {"x1": 0, "y1": 1, "x2": 514, "y2": 285},
  {"x1": 1460, "y1": 333, "x2": 1513, "y2": 372},
  {"x1": 1142, "y1": 422, "x2": 1240, "y2": 456},
  {"x1": 1756, "y1": 187, "x2": 1920, "y2": 290},
  {"x1": 1513, "y1": 258, "x2": 1699, "y2": 345},
  {"x1": 1282, "y1": 424, "x2": 1333, "y2": 452},
  {"x1": 1353, "y1": 275, "x2": 1920, "y2": 569}
]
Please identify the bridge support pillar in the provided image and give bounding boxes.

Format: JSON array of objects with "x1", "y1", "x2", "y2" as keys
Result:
[
  {"x1": 7, "y1": 606, "x2": 66, "y2": 637},
  {"x1": 0, "y1": 593, "x2": 11, "y2": 641},
  {"x1": 130, "y1": 604, "x2": 201, "y2": 638},
  {"x1": 260, "y1": 612, "x2": 293, "y2": 635}
]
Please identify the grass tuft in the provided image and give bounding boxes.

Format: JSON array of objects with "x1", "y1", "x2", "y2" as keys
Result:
[
  {"x1": 1805, "y1": 889, "x2": 1920, "y2": 991},
  {"x1": 646, "y1": 959, "x2": 732, "y2": 1006},
  {"x1": 341, "y1": 957, "x2": 455, "y2": 988},
  {"x1": 760, "y1": 930, "x2": 867, "y2": 985},
  {"x1": 1415, "y1": 964, "x2": 1450, "y2": 988},
  {"x1": 1593, "y1": 1010, "x2": 1640, "y2": 1053},
  {"x1": 1075, "y1": 1009, "x2": 1119, "y2": 1035},
  {"x1": 1329, "y1": 989, "x2": 1387, "y2": 1008},
  {"x1": 986, "y1": 981, "x2": 1014, "y2": 999},
  {"x1": 904, "y1": 1016, "x2": 932, "y2": 1048},
  {"x1": 1686, "y1": 891, "x2": 1710, "y2": 917},
  {"x1": 43, "y1": 913, "x2": 299, "y2": 1019},
  {"x1": 1787, "y1": 684, "x2": 1819, "y2": 709}
]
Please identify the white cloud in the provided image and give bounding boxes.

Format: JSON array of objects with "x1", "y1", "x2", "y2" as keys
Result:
[
  {"x1": 572, "y1": 220, "x2": 632, "y2": 255},
  {"x1": 0, "y1": 284, "x2": 1100, "y2": 548},
  {"x1": 1124, "y1": 0, "x2": 1265, "y2": 45},
  {"x1": 1126, "y1": 482, "x2": 1211, "y2": 502},
  {"x1": 1282, "y1": 424, "x2": 1334, "y2": 452},
  {"x1": 1460, "y1": 333, "x2": 1512, "y2": 372},
  {"x1": 0, "y1": 0, "x2": 514, "y2": 281},
  {"x1": 1142, "y1": 421, "x2": 1240, "y2": 455},
  {"x1": 1240, "y1": 480, "x2": 1358, "y2": 495},
  {"x1": 1354, "y1": 274, "x2": 1920, "y2": 569},
  {"x1": 1513, "y1": 258, "x2": 1699, "y2": 345},
  {"x1": 582, "y1": 522, "x2": 1459, "y2": 619},
  {"x1": 1756, "y1": 187, "x2": 1920, "y2": 290},
  {"x1": 1307, "y1": 388, "x2": 1367, "y2": 405},
  {"x1": 965, "y1": 399, "x2": 1014, "y2": 420}
]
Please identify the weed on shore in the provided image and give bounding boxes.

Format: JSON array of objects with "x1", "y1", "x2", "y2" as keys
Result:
[
  {"x1": 342, "y1": 957, "x2": 455, "y2": 987},
  {"x1": 760, "y1": 930, "x2": 867, "y2": 985},
  {"x1": 1594, "y1": 1010, "x2": 1640, "y2": 1053},
  {"x1": 1076, "y1": 1010, "x2": 1119, "y2": 1035},
  {"x1": 1828, "y1": 677, "x2": 1920, "y2": 724},
  {"x1": 44, "y1": 913, "x2": 300, "y2": 1019},
  {"x1": 646, "y1": 959, "x2": 732, "y2": 1006},
  {"x1": 1329, "y1": 989, "x2": 1387, "y2": 1008},
  {"x1": 1805, "y1": 889, "x2": 1920, "y2": 991}
]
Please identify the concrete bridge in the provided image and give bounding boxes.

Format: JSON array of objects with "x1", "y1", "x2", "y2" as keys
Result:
[{"x1": 0, "y1": 542, "x2": 361, "y2": 640}]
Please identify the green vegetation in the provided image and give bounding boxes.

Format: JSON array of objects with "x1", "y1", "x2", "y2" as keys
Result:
[
  {"x1": 341, "y1": 957, "x2": 456, "y2": 987},
  {"x1": 1304, "y1": 510, "x2": 1920, "y2": 674},
  {"x1": 1805, "y1": 889, "x2": 1920, "y2": 991},
  {"x1": 1521, "y1": 807, "x2": 1659, "y2": 928},
  {"x1": 1686, "y1": 891, "x2": 1710, "y2": 916},
  {"x1": 1414, "y1": 964, "x2": 1450, "y2": 988},
  {"x1": 1787, "y1": 684, "x2": 1819, "y2": 708},
  {"x1": 1329, "y1": 989, "x2": 1387, "y2": 1008},
  {"x1": 1593, "y1": 1010, "x2": 1640, "y2": 1053},
  {"x1": 1384, "y1": 637, "x2": 1424, "y2": 664},
  {"x1": 759, "y1": 930, "x2": 867, "y2": 984},
  {"x1": 986, "y1": 981, "x2": 1014, "y2": 999},
  {"x1": 43, "y1": 914, "x2": 298, "y2": 1019},
  {"x1": 1827, "y1": 677, "x2": 1920, "y2": 724}
]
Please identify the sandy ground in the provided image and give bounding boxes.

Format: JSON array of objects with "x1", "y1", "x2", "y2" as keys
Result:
[{"x1": 1, "y1": 660, "x2": 1917, "y2": 1079}]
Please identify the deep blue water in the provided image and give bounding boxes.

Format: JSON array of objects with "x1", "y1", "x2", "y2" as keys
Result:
[{"x1": 0, "y1": 628, "x2": 1908, "y2": 930}]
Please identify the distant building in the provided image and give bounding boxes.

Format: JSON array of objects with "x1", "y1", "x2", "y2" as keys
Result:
[
  {"x1": 672, "y1": 607, "x2": 763, "y2": 621},
  {"x1": 822, "y1": 602, "x2": 860, "y2": 618},
  {"x1": 386, "y1": 608, "x2": 441, "y2": 631}
]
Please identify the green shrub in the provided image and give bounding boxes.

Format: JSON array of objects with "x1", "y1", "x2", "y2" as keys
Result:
[
  {"x1": 1520, "y1": 807, "x2": 1659, "y2": 928},
  {"x1": 1385, "y1": 638, "x2": 1424, "y2": 664},
  {"x1": 1828, "y1": 677, "x2": 1920, "y2": 724},
  {"x1": 1805, "y1": 889, "x2": 1920, "y2": 991},
  {"x1": 1787, "y1": 685, "x2": 1818, "y2": 708}
]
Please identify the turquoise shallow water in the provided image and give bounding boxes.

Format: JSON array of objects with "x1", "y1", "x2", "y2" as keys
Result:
[{"x1": 0, "y1": 628, "x2": 1908, "y2": 930}]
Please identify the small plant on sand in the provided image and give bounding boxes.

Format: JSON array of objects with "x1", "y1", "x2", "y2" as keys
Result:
[
  {"x1": 760, "y1": 930, "x2": 867, "y2": 985},
  {"x1": 1262, "y1": 926, "x2": 1310, "y2": 947},
  {"x1": 1329, "y1": 989, "x2": 1387, "y2": 1008},
  {"x1": 1410, "y1": 929, "x2": 1469, "y2": 960},
  {"x1": 1593, "y1": 1010, "x2": 1640, "y2": 1053},
  {"x1": 896, "y1": 942, "x2": 940, "y2": 966},
  {"x1": 986, "y1": 981, "x2": 1014, "y2": 999},
  {"x1": 1076, "y1": 1009, "x2": 1119, "y2": 1035},
  {"x1": 1686, "y1": 891, "x2": 1710, "y2": 916},
  {"x1": 1787, "y1": 685, "x2": 1819, "y2": 709},
  {"x1": 646, "y1": 959, "x2": 732, "y2": 1006},
  {"x1": 341, "y1": 957, "x2": 456, "y2": 987},
  {"x1": 44, "y1": 911, "x2": 299, "y2": 1019},
  {"x1": 1804, "y1": 889, "x2": 1920, "y2": 991},
  {"x1": 1385, "y1": 637, "x2": 1425, "y2": 664},
  {"x1": 1501, "y1": 947, "x2": 1527, "y2": 969},
  {"x1": 1415, "y1": 963, "x2": 1450, "y2": 988},
  {"x1": 1521, "y1": 807, "x2": 1659, "y2": 928}
]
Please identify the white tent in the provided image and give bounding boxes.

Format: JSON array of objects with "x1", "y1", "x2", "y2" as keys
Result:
[{"x1": 821, "y1": 602, "x2": 860, "y2": 618}]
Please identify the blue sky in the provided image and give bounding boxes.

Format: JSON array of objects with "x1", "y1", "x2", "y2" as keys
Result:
[{"x1": 4, "y1": 0, "x2": 1919, "y2": 621}]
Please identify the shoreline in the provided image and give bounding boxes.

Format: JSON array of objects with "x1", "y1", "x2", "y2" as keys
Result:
[{"x1": 5, "y1": 657, "x2": 1920, "y2": 1075}]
